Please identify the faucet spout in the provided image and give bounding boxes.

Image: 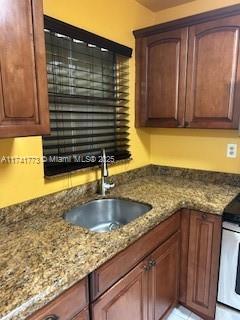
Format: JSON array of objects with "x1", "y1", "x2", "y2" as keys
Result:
[
  {"x1": 102, "y1": 148, "x2": 108, "y2": 177},
  {"x1": 99, "y1": 149, "x2": 115, "y2": 196}
]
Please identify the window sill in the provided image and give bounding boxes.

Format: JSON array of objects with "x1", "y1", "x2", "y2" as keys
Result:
[{"x1": 44, "y1": 157, "x2": 132, "y2": 180}]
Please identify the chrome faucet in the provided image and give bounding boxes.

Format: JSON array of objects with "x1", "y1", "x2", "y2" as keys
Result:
[{"x1": 99, "y1": 149, "x2": 115, "y2": 196}]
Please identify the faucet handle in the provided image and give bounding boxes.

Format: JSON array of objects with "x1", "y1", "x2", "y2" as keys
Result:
[
  {"x1": 104, "y1": 182, "x2": 115, "y2": 190},
  {"x1": 107, "y1": 178, "x2": 114, "y2": 186}
]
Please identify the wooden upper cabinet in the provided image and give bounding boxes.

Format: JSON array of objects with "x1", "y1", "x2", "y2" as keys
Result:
[
  {"x1": 186, "y1": 211, "x2": 221, "y2": 320},
  {"x1": 134, "y1": 5, "x2": 240, "y2": 129},
  {"x1": 186, "y1": 15, "x2": 240, "y2": 128},
  {"x1": 135, "y1": 28, "x2": 188, "y2": 127},
  {"x1": 0, "y1": 0, "x2": 49, "y2": 137}
]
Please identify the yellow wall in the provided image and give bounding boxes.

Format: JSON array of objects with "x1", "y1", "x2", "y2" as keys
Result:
[
  {"x1": 150, "y1": 0, "x2": 240, "y2": 174},
  {"x1": 153, "y1": 0, "x2": 240, "y2": 23},
  {"x1": 151, "y1": 129, "x2": 240, "y2": 173},
  {"x1": 0, "y1": 0, "x2": 154, "y2": 208},
  {"x1": 2, "y1": 0, "x2": 240, "y2": 209}
]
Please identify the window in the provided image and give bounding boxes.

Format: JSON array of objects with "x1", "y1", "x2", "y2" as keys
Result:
[{"x1": 43, "y1": 17, "x2": 132, "y2": 177}]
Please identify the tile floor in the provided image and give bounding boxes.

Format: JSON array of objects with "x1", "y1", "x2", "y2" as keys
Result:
[
  {"x1": 166, "y1": 305, "x2": 202, "y2": 320},
  {"x1": 167, "y1": 304, "x2": 240, "y2": 320}
]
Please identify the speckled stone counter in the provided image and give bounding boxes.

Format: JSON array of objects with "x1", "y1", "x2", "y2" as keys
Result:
[{"x1": 0, "y1": 171, "x2": 239, "y2": 320}]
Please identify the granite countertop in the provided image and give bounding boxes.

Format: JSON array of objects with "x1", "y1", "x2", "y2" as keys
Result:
[{"x1": 0, "y1": 175, "x2": 239, "y2": 320}]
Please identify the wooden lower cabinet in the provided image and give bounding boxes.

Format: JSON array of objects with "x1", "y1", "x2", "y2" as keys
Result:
[
  {"x1": 91, "y1": 257, "x2": 149, "y2": 320},
  {"x1": 28, "y1": 278, "x2": 89, "y2": 320},
  {"x1": 148, "y1": 232, "x2": 180, "y2": 320},
  {"x1": 185, "y1": 211, "x2": 222, "y2": 320},
  {"x1": 73, "y1": 308, "x2": 89, "y2": 320},
  {"x1": 92, "y1": 232, "x2": 180, "y2": 320},
  {"x1": 28, "y1": 210, "x2": 222, "y2": 320},
  {"x1": 90, "y1": 213, "x2": 180, "y2": 300},
  {"x1": 91, "y1": 210, "x2": 221, "y2": 320},
  {"x1": 179, "y1": 209, "x2": 191, "y2": 305}
]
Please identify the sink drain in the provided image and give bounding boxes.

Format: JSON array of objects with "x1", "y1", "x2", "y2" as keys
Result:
[{"x1": 109, "y1": 222, "x2": 122, "y2": 231}]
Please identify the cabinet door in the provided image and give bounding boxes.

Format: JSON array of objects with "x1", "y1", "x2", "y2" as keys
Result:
[
  {"x1": 92, "y1": 258, "x2": 148, "y2": 320},
  {"x1": 148, "y1": 232, "x2": 180, "y2": 320},
  {"x1": 186, "y1": 211, "x2": 221, "y2": 319},
  {"x1": 90, "y1": 212, "x2": 180, "y2": 300},
  {"x1": 136, "y1": 28, "x2": 188, "y2": 127},
  {"x1": 0, "y1": 0, "x2": 49, "y2": 137},
  {"x1": 186, "y1": 15, "x2": 240, "y2": 129}
]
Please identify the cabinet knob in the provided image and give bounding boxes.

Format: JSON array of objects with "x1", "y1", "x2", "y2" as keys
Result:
[
  {"x1": 44, "y1": 315, "x2": 59, "y2": 320},
  {"x1": 149, "y1": 259, "x2": 156, "y2": 268},
  {"x1": 143, "y1": 259, "x2": 156, "y2": 271}
]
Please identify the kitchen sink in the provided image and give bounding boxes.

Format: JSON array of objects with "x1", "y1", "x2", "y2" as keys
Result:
[{"x1": 63, "y1": 198, "x2": 152, "y2": 233}]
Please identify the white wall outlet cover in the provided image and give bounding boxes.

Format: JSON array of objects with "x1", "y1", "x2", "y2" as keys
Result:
[{"x1": 227, "y1": 144, "x2": 237, "y2": 158}]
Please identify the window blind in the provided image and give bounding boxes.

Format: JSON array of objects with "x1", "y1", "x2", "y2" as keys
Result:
[{"x1": 43, "y1": 17, "x2": 132, "y2": 177}]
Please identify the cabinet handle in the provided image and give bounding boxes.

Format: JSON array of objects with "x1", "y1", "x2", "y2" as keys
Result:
[
  {"x1": 43, "y1": 315, "x2": 59, "y2": 320},
  {"x1": 143, "y1": 259, "x2": 156, "y2": 272},
  {"x1": 149, "y1": 259, "x2": 156, "y2": 268}
]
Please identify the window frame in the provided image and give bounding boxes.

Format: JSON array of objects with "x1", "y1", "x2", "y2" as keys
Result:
[{"x1": 42, "y1": 16, "x2": 132, "y2": 177}]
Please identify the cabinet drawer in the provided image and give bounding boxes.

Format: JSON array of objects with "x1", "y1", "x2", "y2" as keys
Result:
[
  {"x1": 90, "y1": 211, "x2": 180, "y2": 300},
  {"x1": 28, "y1": 278, "x2": 88, "y2": 320}
]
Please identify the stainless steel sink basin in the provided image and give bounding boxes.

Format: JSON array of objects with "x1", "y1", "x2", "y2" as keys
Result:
[{"x1": 64, "y1": 198, "x2": 152, "y2": 233}]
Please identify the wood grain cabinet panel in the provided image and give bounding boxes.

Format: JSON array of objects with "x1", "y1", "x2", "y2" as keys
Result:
[
  {"x1": 179, "y1": 209, "x2": 190, "y2": 305},
  {"x1": 92, "y1": 258, "x2": 149, "y2": 320},
  {"x1": 90, "y1": 212, "x2": 180, "y2": 300},
  {"x1": 186, "y1": 15, "x2": 240, "y2": 128},
  {"x1": 0, "y1": 0, "x2": 49, "y2": 137},
  {"x1": 148, "y1": 232, "x2": 180, "y2": 320},
  {"x1": 27, "y1": 210, "x2": 222, "y2": 320},
  {"x1": 28, "y1": 214, "x2": 181, "y2": 320},
  {"x1": 186, "y1": 211, "x2": 221, "y2": 320},
  {"x1": 73, "y1": 308, "x2": 89, "y2": 320},
  {"x1": 135, "y1": 28, "x2": 188, "y2": 127},
  {"x1": 28, "y1": 278, "x2": 89, "y2": 320},
  {"x1": 134, "y1": 5, "x2": 240, "y2": 129},
  {"x1": 92, "y1": 230, "x2": 180, "y2": 320}
]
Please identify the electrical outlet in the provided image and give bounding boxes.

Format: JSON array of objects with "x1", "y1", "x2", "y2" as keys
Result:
[{"x1": 227, "y1": 144, "x2": 237, "y2": 158}]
